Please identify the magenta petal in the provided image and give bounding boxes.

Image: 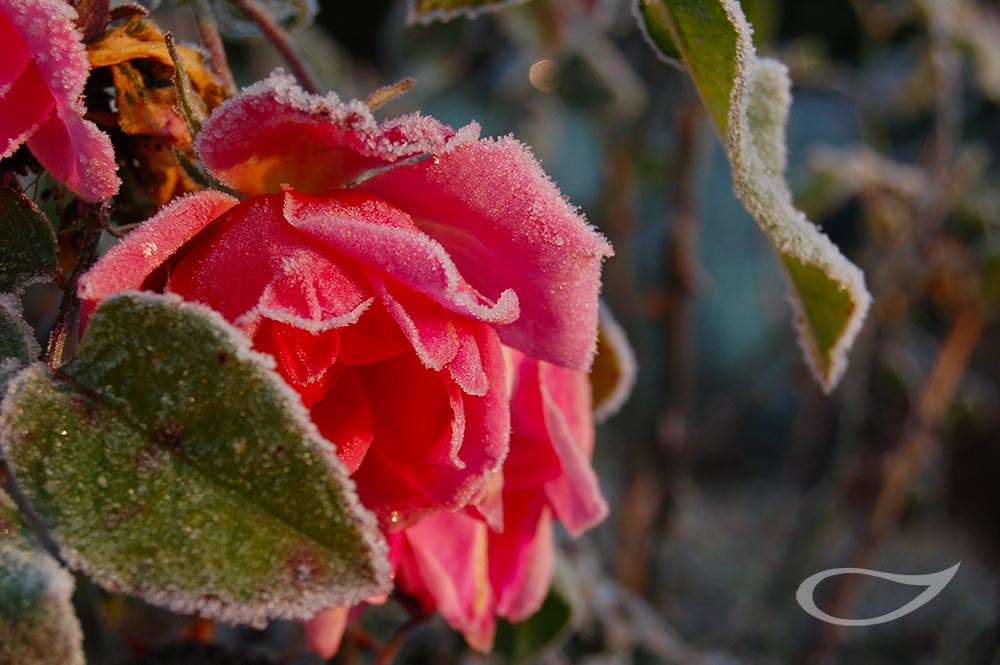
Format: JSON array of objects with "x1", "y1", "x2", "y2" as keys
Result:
[
  {"x1": 78, "y1": 190, "x2": 239, "y2": 311},
  {"x1": 0, "y1": 12, "x2": 30, "y2": 94},
  {"x1": 305, "y1": 606, "x2": 350, "y2": 659},
  {"x1": 491, "y1": 493, "x2": 554, "y2": 622},
  {"x1": 26, "y1": 109, "x2": 120, "y2": 203},
  {"x1": 372, "y1": 274, "x2": 460, "y2": 371},
  {"x1": 358, "y1": 137, "x2": 612, "y2": 370},
  {"x1": 283, "y1": 190, "x2": 520, "y2": 325},
  {"x1": 0, "y1": 61, "x2": 53, "y2": 159},
  {"x1": 196, "y1": 70, "x2": 478, "y2": 195},
  {"x1": 401, "y1": 512, "x2": 496, "y2": 651},
  {"x1": 0, "y1": 0, "x2": 91, "y2": 115},
  {"x1": 539, "y1": 361, "x2": 608, "y2": 536}
]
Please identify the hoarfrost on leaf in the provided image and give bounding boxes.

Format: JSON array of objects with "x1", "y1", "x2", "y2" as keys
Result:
[
  {"x1": 0, "y1": 293, "x2": 391, "y2": 627},
  {"x1": 0, "y1": 489, "x2": 85, "y2": 665},
  {"x1": 633, "y1": 0, "x2": 872, "y2": 392}
]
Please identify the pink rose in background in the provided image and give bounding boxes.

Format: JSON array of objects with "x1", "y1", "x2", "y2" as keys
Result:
[
  {"x1": 395, "y1": 349, "x2": 608, "y2": 650},
  {"x1": 0, "y1": 0, "x2": 119, "y2": 202},
  {"x1": 79, "y1": 71, "x2": 612, "y2": 533}
]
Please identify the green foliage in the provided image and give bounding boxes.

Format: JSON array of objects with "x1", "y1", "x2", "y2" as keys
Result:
[
  {"x1": 0, "y1": 294, "x2": 38, "y2": 395},
  {"x1": 0, "y1": 490, "x2": 85, "y2": 665},
  {"x1": 634, "y1": 0, "x2": 872, "y2": 391},
  {"x1": 0, "y1": 188, "x2": 57, "y2": 294},
  {"x1": 0, "y1": 293, "x2": 390, "y2": 627},
  {"x1": 493, "y1": 586, "x2": 574, "y2": 662}
]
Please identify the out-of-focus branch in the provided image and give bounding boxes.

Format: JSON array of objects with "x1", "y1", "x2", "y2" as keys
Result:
[
  {"x1": 230, "y1": 0, "x2": 320, "y2": 94},
  {"x1": 191, "y1": 0, "x2": 237, "y2": 96}
]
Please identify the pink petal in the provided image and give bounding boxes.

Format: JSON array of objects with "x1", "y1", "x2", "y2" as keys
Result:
[
  {"x1": 0, "y1": 0, "x2": 120, "y2": 201},
  {"x1": 311, "y1": 367, "x2": 375, "y2": 474},
  {"x1": 25, "y1": 109, "x2": 122, "y2": 203},
  {"x1": 0, "y1": 61, "x2": 53, "y2": 159},
  {"x1": 351, "y1": 352, "x2": 468, "y2": 526},
  {"x1": 351, "y1": 336, "x2": 507, "y2": 528},
  {"x1": 449, "y1": 320, "x2": 490, "y2": 397},
  {"x1": 337, "y1": 304, "x2": 410, "y2": 366},
  {"x1": 538, "y1": 361, "x2": 608, "y2": 536},
  {"x1": 78, "y1": 190, "x2": 239, "y2": 317},
  {"x1": 502, "y1": 352, "x2": 565, "y2": 492},
  {"x1": 491, "y1": 493, "x2": 554, "y2": 622},
  {"x1": 0, "y1": 0, "x2": 90, "y2": 116},
  {"x1": 0, "y1": 12, "x2": 30, "y2": 94},
  {"x1": 305, "y1": 606, "x2": 351, "y2": 659},
  {"x1": 162, "y1": 194, "x2": 374, "y2": 331},
  {"x1": 196, "y1": 70, "x2": 477, "y2": 195},
  {"x1": 372, "y1": 274, "x2": 460, "y2": 371},
  {"x1": 251, "y1": 318, "x2": 340, "y2": 404},
  {"x1": 283, "y1": 190, "x2": 520, "y2": 326},
  {"x1": 400, "y1": 512, "x2": 496, "y2": 651},
  {"x1": 358, "y1": 137, "x2": 613, "y2": 370}
]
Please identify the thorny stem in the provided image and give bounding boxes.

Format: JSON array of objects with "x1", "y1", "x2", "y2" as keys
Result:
[
  {"x1": 231, "y1": 0, "x2": 321, "y2": 94},
  {"x1": 45, "y1": 204, "x2": 106, "y2": 368},
  {"x1": 191, "y1": 0, "x2": 237, "y2": 96}
]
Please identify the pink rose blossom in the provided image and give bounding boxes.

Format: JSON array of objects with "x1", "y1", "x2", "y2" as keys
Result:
[
  {"x1": 0, "y1": 0, "x2": 119, "y2": 202},
  {"x1": 79, "y1": 71, "x2": 612, "y2": 533},
  {"x1": 393, "y1": 349, "x2": 607, "y2": 650}
]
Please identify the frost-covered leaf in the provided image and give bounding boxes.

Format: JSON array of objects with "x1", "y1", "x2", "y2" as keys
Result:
[
  {"x1": 634, "y1": 0, "x2": 872, "y2": 391},
  {"x1": 0, "y1": 189, "x2": 57, "y2": 294},
  {"x1": 0, "y1": 294, "x2": 40, "y2": 396},
  {"x1": 590, "y1": 303, "x2": 636, "y2": 423},
  {"x1": 0, "y1": 490, "x2": 85, "y2": 665},
  {"x1": 407, "y1": 0, "x2": 530, "y2": 24},
  {"x1": 0, "y1": 293, "x2": 390, "y2": 627}
]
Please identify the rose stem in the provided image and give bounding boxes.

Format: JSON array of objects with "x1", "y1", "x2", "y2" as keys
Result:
[
  {"x1": 231, "y1": 0, "x2": 321, "y2": 94},
  {"x1": 190, "y1": 0, "x2": 237, "y2": 96},
  {"x1": 45, "y1": 203, "x2": 105, "y2": 368}
]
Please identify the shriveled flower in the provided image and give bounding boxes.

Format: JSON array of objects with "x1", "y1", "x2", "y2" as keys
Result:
[
  {"x1": 79, "y1": 70, "x2": 612, "y2": 534},
  {"x1": 0, "y1": 0, "x2": 119, "y2": 202}
]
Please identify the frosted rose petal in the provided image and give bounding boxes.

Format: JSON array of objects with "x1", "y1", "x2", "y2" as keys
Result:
[
  {"x1": 0, "y1": 61, "x2": 52, "y2": 158},
  {"x1": 401, "y1": 512, "x2": 496, "y2": 652},
  {"x1": 491, "y1": 493, "x2": 554, "y2": 622},
  {"x1": 78, "y1": 190, "x2": 239, "y2": 316},
  {"x1": 284, "y1": 190, "x2": 520, "y2": 326},
  {"x1": 539, "y1": 361, "x2": 608, "y2": 536},
  {"x1": 26, "y1": 110, "x2": 120, "y2": 203},
  {"x1": 197, "y1": 70, "x2": 476, "y2": 195},
  {"x1": 358, "y1": 137, "x2": 612, "y2": 370}
]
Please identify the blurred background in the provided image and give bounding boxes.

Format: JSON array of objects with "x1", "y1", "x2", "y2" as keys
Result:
[{"x1": 109, "y1": 0, "x2": 1000, "y2": 662}]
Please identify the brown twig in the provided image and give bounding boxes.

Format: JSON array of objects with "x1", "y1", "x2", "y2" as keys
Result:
[
  {"x1": 376, "y1": 616, "x2": 424, "y2": 665},
  {"x1": 191, "y1": 0, "x2": 237, "y2": 96},
  {"x1": 230, "y1": 0, "x2": 320, "y2": 94},
  {"x1": 802, "y1": 302, "x2": 984, "y2": 664},
  {"x1": 45, "y1": 203, "x2": 106, "y2": 368}
]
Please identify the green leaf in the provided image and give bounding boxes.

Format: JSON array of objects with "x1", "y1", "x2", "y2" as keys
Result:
[
  {"x1": 0, "y1": 490, "x2": 85, "y2": 665},
  {"x1": 407, "y1": 0, "x2": 530, "y2": 24},
  {"x1": 634, "y1": 0, "x2": 872, "y2": 392},
  {"x1": 0, "y1": 188, "x2": 57, "y2": 294},
  {"x1": 493, "y1": 583, "x2": 575, "y2": 662},
  {"x1": 0, "y1": 293, "x2": 390, "y2": 627},
  {"x1": 0, "y1": 294, "x2": 39, "y2": 395}
]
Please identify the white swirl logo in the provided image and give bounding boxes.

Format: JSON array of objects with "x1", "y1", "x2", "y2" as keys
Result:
[{"x1": 796, "y1": 563, "x2": 960, "y2": 626}]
